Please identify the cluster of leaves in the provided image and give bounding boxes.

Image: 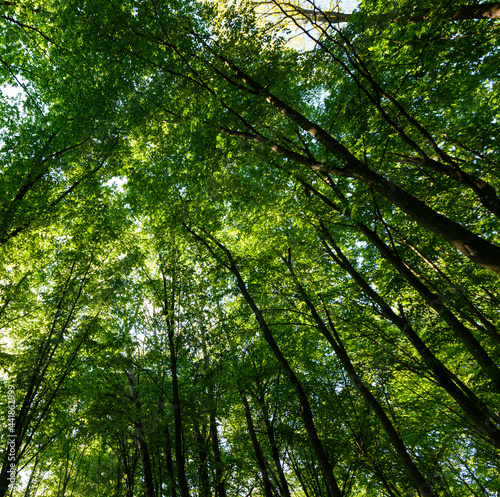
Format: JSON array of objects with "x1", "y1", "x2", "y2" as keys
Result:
[{"x1": 1, "y1": 0, "x2": 499, "y2": 495}]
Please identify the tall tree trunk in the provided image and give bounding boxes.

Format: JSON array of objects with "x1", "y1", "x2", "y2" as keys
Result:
[
  {"x1": 118, "y1": 434, "x2": 135, "y2": 497},
  {"x1": 275, "y1": 4, "x2": 500, "y2": 223},
  {"x1": 285, "y1": 258, "x2": 433, "y2": 494},
  {"x1": 210, "y1": 414, "x2": 227, "y2": 497},
  {"x1": 213, "y1": 59, "x2": 500, "y2": 275},
  {"x1": 126, "y1": 370, "x2": 156, "y2": 497},
  {"x1": 288, "y1": 449, "x2": 313, "y2": 497},
  {"x1": 240, "y1": 391, "x2": 275, "y2": 497},
  {"x1": 188, "y1": 229, "x2": 343, "y2": 497},
  {"x1": 164, "y1": 424, "x2": 178, "y2": 497},
  {"x1": 347, "y1": 217, "x2": 500, "y2": 389},
  {"x1": 162, "y1": 272, "x2": 190, "y2": 497},
  {"x1": 194, "y1": 425, "x2": 211, "y2": 497},
  {"x1": 260, "y1": 401, "x2": 292, "y2": 497},
  {"x1": 300, "y1": 174, "x2": 500, "y2": 394},
  {"x1": 393, "y1": 232, "x2": 500, "y2": 343},
  {"x1": 314, "y1": 223, "x2": 500, "y2": 447}
]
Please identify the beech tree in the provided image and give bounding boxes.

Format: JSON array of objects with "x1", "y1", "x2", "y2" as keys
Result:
[
  {"x1": 255, "y1": 1, "x2": 500, "y2": 26},
  {"x1": 1, "y1": 0, "x2": 499, "y2": 495}
]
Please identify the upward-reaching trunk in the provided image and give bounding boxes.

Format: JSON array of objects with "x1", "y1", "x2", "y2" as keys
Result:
[
  {"x1": 0, "y1": 263, "x2": 93, "y2": 497},
  {"x1": 162, "y1": 272, "x2": 190, "y2": 497},
  {"x1": 393, "y1": 232, "x2": 500, "y2": 343},
  {"x1": 118, "y1": 434, "x2": 136, "y2": 497},
  {"x1": 164, "y1": 423, "x2": 178, "y2": 497},
  {"x1": 285, "y1": 257, "x2": 432, "y2": 494},
  {"x1": 297, "y1": 173, "x2": 500, "y2": 392},
  {"x1": 239, "y1": 391, "x2": 275, "y2": 497},
  {"x1": 210, "y1": 414, "x2": 227, "y2": 497},
  {"x1": 260, "y1": 400, "x2": 292, "y2": 497},
  {"x1": 194, "y1": 425, "x2": 211, "y2": 497},
  {"x1": 319, "y1": 228, "x2": 500, "y2": 443},
  {"x1": 187, "y1": 228, "x2": 343, "y2": 497},
  {"x1": 125, "y1": 370, "x2": 156, "y2": 497}
]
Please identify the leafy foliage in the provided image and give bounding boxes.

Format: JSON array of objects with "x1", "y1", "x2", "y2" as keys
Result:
[{"x1": 1, "y1": 0, "x2": 499, "y2": 496}]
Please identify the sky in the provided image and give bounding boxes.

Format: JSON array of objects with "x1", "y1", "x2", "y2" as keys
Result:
[{"x1": 272, "y1": 0, "x2": 360, "y2": 49}]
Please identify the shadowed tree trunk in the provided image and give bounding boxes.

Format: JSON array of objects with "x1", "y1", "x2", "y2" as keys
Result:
[
  {"x1": 296, "y1": 173, "x2": 500, "y2": 395},
  {"x1": 118, "y1": 433, "x2": 137, "y2": 497},
  {"x1": 164, "y1": 423, "x2": 177, "y2": 497},
  {"x1": 258, "y1": 393, "x2": 292, "y2": 497},
  {"x1": 211, "y1": 56, "x2": 500, "y2": 275},
  {"x1": 187, "y1": 226, "x2": 343, "y2": 497},
  {"x1": 194, "y1": 425, "x2": 211, "y2": 497},
  {"x1": 161, "y1": 270, "x2": 190, "y2": 497},
  {"x1": 126, "y1": 370, "x2": 156, "y2": 497},
  {"x1": 239, "y1": 391, "x2": 275, "y2": 497},
  {"x1": 210, "y1": 413, "x2": 227, "y2": 497},
  {"x1": 285, "y1": 254, "x2": 434, "y2": 494}
]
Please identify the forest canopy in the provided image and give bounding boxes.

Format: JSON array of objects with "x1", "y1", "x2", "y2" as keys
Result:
[{"x1": 1, "y1": 0, "x2": 500, "y2": 495}]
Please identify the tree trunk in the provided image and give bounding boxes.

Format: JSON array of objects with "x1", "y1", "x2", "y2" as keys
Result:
[
  {"x1": 194, "y1": 425, "x2": 211, "y2": 497},
  {"x1": 240, "y1": 392, "x2": 275, "y2": 497},
  {"x1": 285, "y1": 257, "x2": 432, "y2": 494},
  {"x1": 301, "y1": 174, "x2": 500, "y2": 391},
  {"x1": 316, "y1": 225, "x2": 500, "y2": 447},
  {"x1": 261, "y1": 405, "x2": 292, "y2": 497},
  {"x1": 200, "y1": 232, "x2": 342, "y2": 497},
  {"x1": 215, "y1": 59, "x2": 500, "y2": 275},
  {"x1": 393, "y1": 232, "x2": 500, "y2": 343},
  {"x1": 210, "y1": 414, "x2": 227, "y2": 497},
  {"x1": 162, "y1": 272, "x2": 190, "y2": 497},
  {"x1": 164, "y1": 423, "x2": 178, "y2": 497},
  {"x1": 118, "y1": 434, "x2": 135, "y2": 497},
  {"x1": 126, "y1": 370, "x2": 156, "y2": 497}
]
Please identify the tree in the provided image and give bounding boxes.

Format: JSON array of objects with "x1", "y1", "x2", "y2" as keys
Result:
[
  {"x1": 1, "y1": 0, "x2": 499, "y2": 495},
  {"x1": 255, "y1": 1, "x2": 500, "y2": 26}
]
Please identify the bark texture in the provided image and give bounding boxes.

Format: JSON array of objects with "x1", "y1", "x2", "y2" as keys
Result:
[{"x1": 126, "y1": 370, "x2": 156, "y2": 497}]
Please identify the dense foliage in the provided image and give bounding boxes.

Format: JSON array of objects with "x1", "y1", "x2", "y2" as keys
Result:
[{"x1": 1, "y1": 0, "x2": 500, "y2": 495}]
